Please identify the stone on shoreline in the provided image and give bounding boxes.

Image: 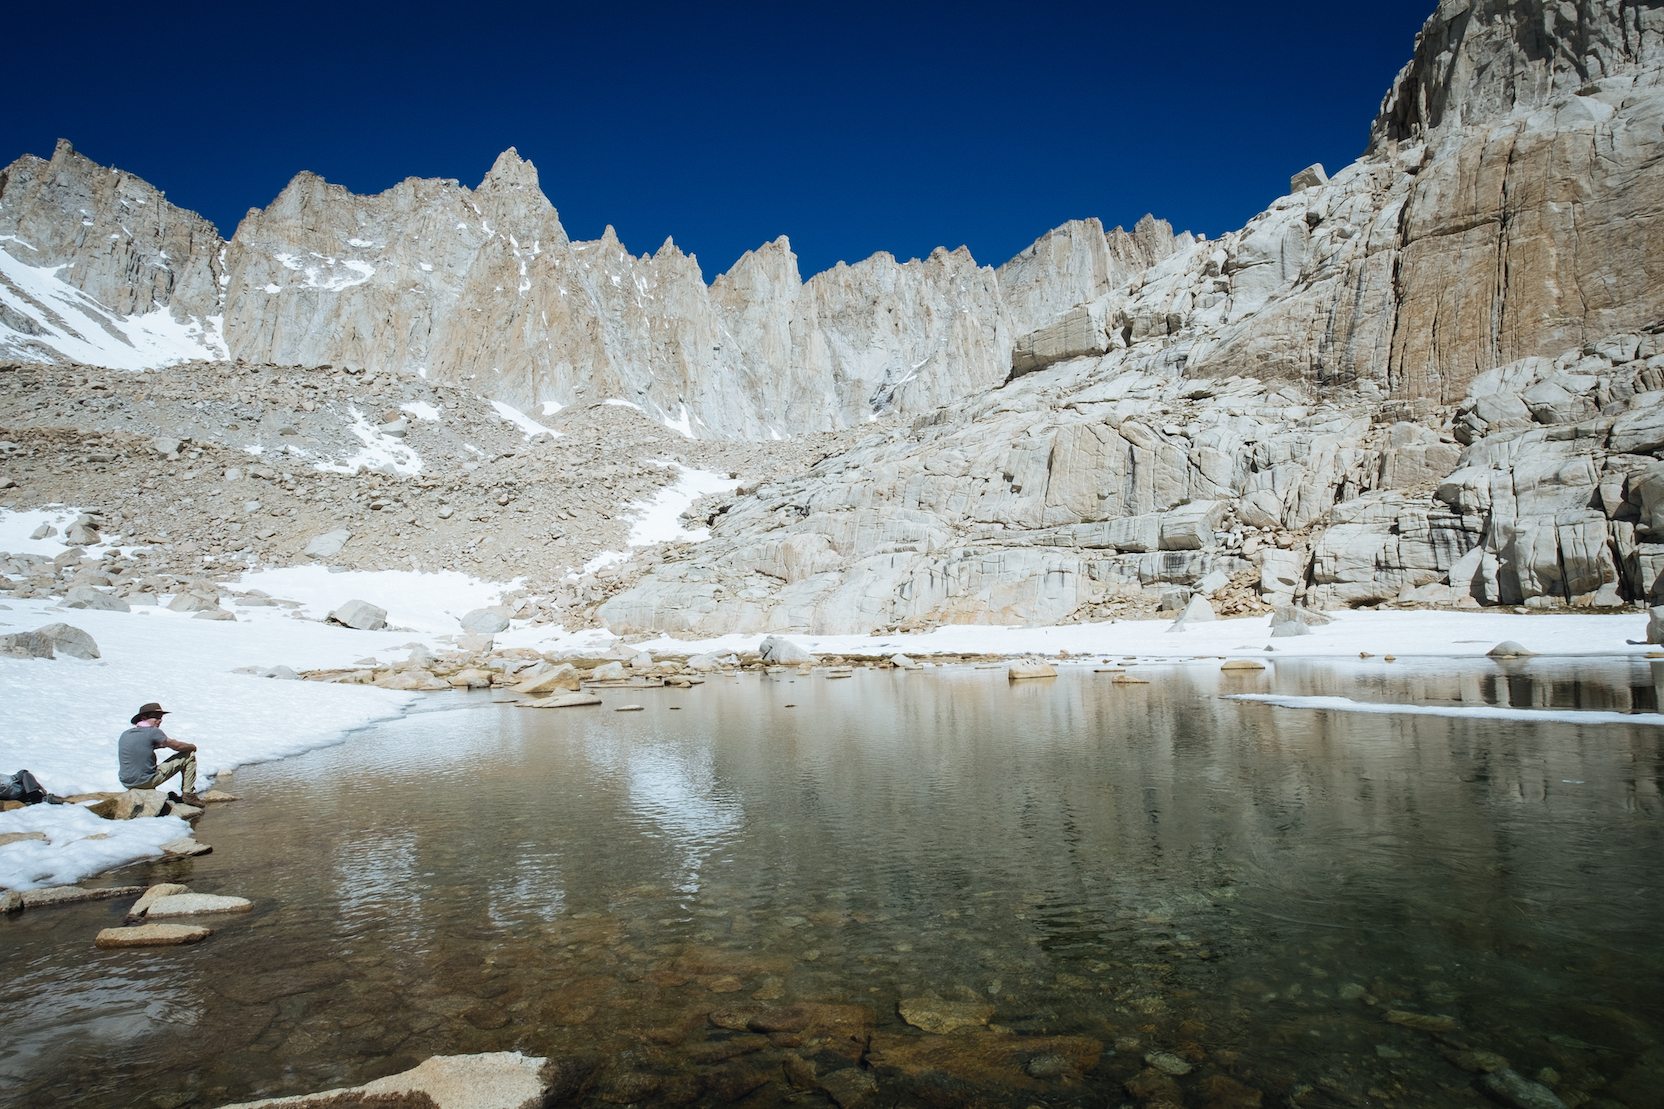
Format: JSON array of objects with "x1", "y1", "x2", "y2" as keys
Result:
[
  {"x1": 759, "y1": 636, "x2": 816, "y2": 665},
  {"x1": 21, "y1": 885, "x2": 143, "y2": 909},
  {"x1": 461, "y1": 607, "x2": 511, "y2": 634},
  {"x1": 131, "y1": 883, "x2": 190, "y2": 915},
  {"x1": 1008, "y1": 660, "x2": 1056, "y2": 680},
  {"x1": 514, "y1": 663, "x2": 580, "y2": 693},
  {"x1": 161, "y1": 838, "x2": 212, "y2": 857},
  {"x1": 1220, "y1": 659, "x2": 1265, "y2": 671},
  {"x1": 1487, "y1": 641, "x2": 1536, "y2": 658}
]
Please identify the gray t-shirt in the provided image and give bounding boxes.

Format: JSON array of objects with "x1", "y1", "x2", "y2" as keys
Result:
[{"x1": 118, "y1": 725, "x2": 169, "y2": 787}]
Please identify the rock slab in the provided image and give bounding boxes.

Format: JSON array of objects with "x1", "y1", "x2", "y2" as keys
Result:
[
  {"x1": 212, "y1": 1050, "x2": 551, "y2": 1109},
  {"x1": 95, "y1": 923, "x2": 213, "y2": 948},
  {"x1": 896, "y1": 997, "x2": 995, "y2": 1035}
]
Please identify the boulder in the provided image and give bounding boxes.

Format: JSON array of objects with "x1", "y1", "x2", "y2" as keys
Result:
[
  {"x1": 889, "y1": 653, "x2": 922, "y2": 670},
  {"x1": 1487, "y1": 641, "x2": 1537, "y2": 658},
  {"x1": 1176, "y1": 594, "x2": 1216, "y2": 622},
  {"x1": 193, "y1": 609, "x2": 235, "y2": 621},
  {"x1": 167, "y1": 592, "x2": 219, "y2": 612},
  {"x1": 1290, "y1": 163, "x2": 1328, "y2": 192},
  {"x1": 329, "y1": 599, "x2": 388, "y2": 631},
  {"x1": 0, "y1": 630, "x2": 55, "y2": 659},
  {"x1": 302, "y1": 528, "x2": 353, "y2": 559},
  {"x1": 450, "y1": 668, "x2": 492, "y2": 689},
  {"x1": 1196, "y1": 569, "x2": 1231, "y2": 595},
  {"x1": 460, "y1": 608, "x2": 511, "y2": 634},
  {"x1": 1270, "y1": 620, "x2": 1314, "y2": 637},
  {"x1": 34, "y1": 623, "x2": 100, "y2": 659},
  {"x1": 266, "y1": 665, "x2": 300, "y2": 680},
  {"x1": 145, "y1": 892, "x2": 253, "y2": 917},
  {"x1": 514, "y1": 664, "x2": 581, "y2": 693},
  {"x1": 64, "y1": 522, "x2": 101, "y2": 546},
  {"x1": 148, "y1": 437, "x2": 183, "y2": 459},
  {"x1": 686, "y1": 653, "x2": 719, "y2": 672},
  {"x1": 1008, "y1": 660, "x2": 1057, "y2": 680},
  {"x1": 112, "y1": 789, "x2": 167, "y2": 819},
  {"x1": 589, "y1": 661, "x2": 627, "y2": 681},
  {"x1": 64, "y1": 586, "x2": 129, "y2": 612},
  {"x1": 1651, "y1": 607, "x2": 1664, "y2": 646},
  {"x1": 1159, "y1": 501, "x2": 1227, "y2": 551},
  {"x1": 759, "y1": 636, "x2": 816, "y2": 665},
  {"x1": 1220, "y1": 659, "x2": 1266, "y2": 671},
  {"x1": 95, "y1": 923, "x2": 212, "y2": 948},
  {"x1": 160, "y1": 838, "x2": 212, "y2": 857},
  {"x1": 455, "y1": 633, "x2": 494, "y2": 652}
]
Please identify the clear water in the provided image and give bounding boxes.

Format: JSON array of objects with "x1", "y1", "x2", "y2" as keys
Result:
[{"x1": 2, "y1": 658, "x2": 1661, "y2": 1109}]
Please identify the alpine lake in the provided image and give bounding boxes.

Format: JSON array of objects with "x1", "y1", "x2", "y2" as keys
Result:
[{"x1": 2, "y1": 655, "x2": 1661, "y2": 1109}]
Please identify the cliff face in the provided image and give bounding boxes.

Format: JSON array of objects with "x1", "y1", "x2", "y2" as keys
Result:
[
  {"x1": 593, "y1": 0, "x2": 1664, "y2": 634},
  {"x1": 3, "y1": 146, "x2": 1163, "y2": 437}
]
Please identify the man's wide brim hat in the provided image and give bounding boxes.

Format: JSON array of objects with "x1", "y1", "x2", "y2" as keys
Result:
[{"x1": 130, "y1": 702, "x2": 170, "y2": 725}]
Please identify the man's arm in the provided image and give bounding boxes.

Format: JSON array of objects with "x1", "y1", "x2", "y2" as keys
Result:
[{"x1": 161, "y1": 737, "x2": 197, "y2": 754}]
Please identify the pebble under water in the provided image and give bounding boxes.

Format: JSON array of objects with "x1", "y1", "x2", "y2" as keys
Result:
[{"x1": 1, "y1": 656, "x2": 1661, "y2": 1109}]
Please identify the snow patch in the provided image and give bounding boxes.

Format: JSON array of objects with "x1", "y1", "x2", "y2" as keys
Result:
[
  {"x1": 0, "y1": 249, "x2": 227, "y2": 369},
  {"x1": 0, "y1": 804, "x2": 192, "y2": 891},
  {"x1": 312, "y1": 407, "x2": 423, "y2": 475},
  {"x1": 488, "y1": 400, "x2": 559, "y2": 440},
  {"x1": 400, "y1": 401, "x2": 441, "y2": 421}
]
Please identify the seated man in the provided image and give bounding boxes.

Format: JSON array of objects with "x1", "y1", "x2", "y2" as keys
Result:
[{"x1": 118, "y1": 702, "x2": 198, "y2": 800}]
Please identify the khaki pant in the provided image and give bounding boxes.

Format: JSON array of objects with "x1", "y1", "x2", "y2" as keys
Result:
[{"x1": 131, "y1": 752, "x2": 196, "y2": 795}]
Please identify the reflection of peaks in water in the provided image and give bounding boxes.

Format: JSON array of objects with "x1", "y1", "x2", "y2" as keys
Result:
[{"x1": 3, "y1": 660, "x2": 1660, "y2": 1108}]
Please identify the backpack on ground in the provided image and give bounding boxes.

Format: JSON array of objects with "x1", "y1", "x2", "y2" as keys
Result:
[{"x1": 0, "y1": 769, "x2": 46, "y2": 804}]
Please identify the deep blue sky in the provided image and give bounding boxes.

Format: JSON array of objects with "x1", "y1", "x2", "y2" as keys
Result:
[{"x1": 6, "y1": 1, "x2": 1434, "y2": 281}]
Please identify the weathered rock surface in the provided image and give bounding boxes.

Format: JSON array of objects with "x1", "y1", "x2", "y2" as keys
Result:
[{"x1": 896, "y1": 997, "x2": 995, "y2": 1035}]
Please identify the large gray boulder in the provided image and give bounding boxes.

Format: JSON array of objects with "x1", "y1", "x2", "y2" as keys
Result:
[
  {"x1": 167, "y1": 592, "x2": 219, "y2": 613},
  {"x1": 0, "y1": 630, "x2": 56, "y2": 659},
  {"x1": 34, "y1": 623, "x2": 100, "y2": 659},
  {"x1": 64, "y1": 586, "x2": 129, "y2": 612},
  {"x1": 460, "y1": 608, "x2": 510, "y2": 634},
  {"x1": 329, "y1": 599, "x2": 388, "y2": 631},
  {"x1": 759, "y1": 636, "x2": 816, "y2": 665},
  {"x1": 1159, "y1": 501, "x2": 1227, "y2": 551},
  {"x1": 303, "y1": 529, "x2": 353, "y2": 559},
  {"x1": 1650, "y1": 607, "x2": 1664, "y2": 646}
]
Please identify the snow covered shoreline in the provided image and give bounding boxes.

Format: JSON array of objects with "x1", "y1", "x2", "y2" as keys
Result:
[{"x1": 0, "y1": 564, "x2": 1655, "y2": 892}]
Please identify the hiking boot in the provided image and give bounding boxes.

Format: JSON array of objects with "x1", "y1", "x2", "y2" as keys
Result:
[
  {"x1": 181, "y1": 792, "x2": 203, "y2": 806},
  {"x1": 44, "y1": 794, "x2": 66, "y2": 805}
]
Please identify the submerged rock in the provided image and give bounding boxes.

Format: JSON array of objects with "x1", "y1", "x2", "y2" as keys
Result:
[
  {"x1": 1487, "y1": 641, "x2": 1537, "y2": 658},
  {"x1": 1480, "y1": 1069, "x2": 1568, "y2": 1109},
  {"x1": 519, "y1": 693, "x2": 603, "y2": 708},
  {"x1": 897, "y1": 997, "x2": 994, "y2": 1034},
  {"x1": 1008, "y1": 660, "x2": 1057, "y2": 681},
  {"x1": 211, "y1": 1051, "x2": 552, "y2": 1109}
]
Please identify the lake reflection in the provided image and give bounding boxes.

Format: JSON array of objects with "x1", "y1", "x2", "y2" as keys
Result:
[{"x1": 1, "y1": 657, "x2": 1660, "y2": 1108}]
